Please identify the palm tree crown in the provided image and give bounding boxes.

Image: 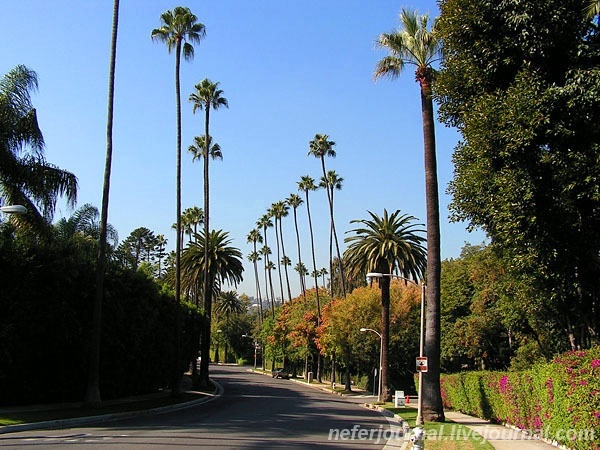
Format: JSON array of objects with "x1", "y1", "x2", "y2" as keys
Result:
[
  {"x1": 0, "y1": 65, "x2": 78, "y2": 228},
  {"x1": 151, "y1": 7, "x2": 205, "y2": 60},
  {"x1": 374, "y1": 9, "x2": 442, "y2": 86},
  {"x1": 344, "y1": 209, "x2": 426, "y2": 280}
]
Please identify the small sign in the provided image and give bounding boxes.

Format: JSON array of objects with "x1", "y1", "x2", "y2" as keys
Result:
[{"x1": 416, "y1": 356, "x2": 428, "y2": 373}]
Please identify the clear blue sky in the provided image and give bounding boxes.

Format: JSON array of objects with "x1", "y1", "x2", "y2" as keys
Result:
[{"x1": 2, "y1": 0, "x2": 485, "y2": 298}]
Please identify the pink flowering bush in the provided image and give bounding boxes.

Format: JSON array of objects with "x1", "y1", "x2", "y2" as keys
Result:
[{"x1": 441, "y1": 346, "x2": 600, "y2": 450}]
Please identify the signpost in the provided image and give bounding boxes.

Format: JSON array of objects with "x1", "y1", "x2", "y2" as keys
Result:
[{"x1": 416, "y1": 356, "x2": 428, "y2": 373}]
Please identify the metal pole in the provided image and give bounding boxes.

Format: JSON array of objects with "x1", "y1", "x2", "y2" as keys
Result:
[
  {"x1": 416, "y1": 283, "x2": 425, "y2": 425},
  {"x1": 378, "y1": 333, "x2": 383, "y2": 401}
]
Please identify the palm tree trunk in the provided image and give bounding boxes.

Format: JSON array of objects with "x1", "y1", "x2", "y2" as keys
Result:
[
  {"x1": 305, "y1": 192, "x2": 320, "y2": 319},
  {"x1": 199, "y1": 105, "x2": 212, "y2": 387},
  {"x1": 171, "y1": 40, "x2": 184, "y2": 397},
  {"x1": 329, "y1": 190, "x2": 346, "y2": 297},
  {"x1": 420, "y1": 79, "x2": 444, "y2": 421},
  {"x1": 380, "y1": 275, "x2": 391, "y2": 402},
  {"x1": 85, "y1": 0, "x2": 119, "y2": 407},
  {"x1": 279, "y1": 218, "x2": 292, "y2": 301},
  {"x1": 293, "y1": 208, "x2": 306, "y2": 299},
  {"x1": 274, "y1": 218, "x2": 285, "y2": 302}
]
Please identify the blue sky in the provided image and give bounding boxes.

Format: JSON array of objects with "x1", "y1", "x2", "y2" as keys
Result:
[{"x1": 2, "y1": 0, "x2": 485, "y2": 298}]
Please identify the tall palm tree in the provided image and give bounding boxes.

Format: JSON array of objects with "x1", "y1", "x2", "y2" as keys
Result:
[
  {"x1": 257, "y1": 214, "x2": 274, "y2": 307},
  {"x1": 151, "y1": 5, "x2": 205, "y2": 299},
  {"x1": 264, "y1": 259, "x2": 277, "y2": 318},
  {"x1": 294, "y1": 262, "x2": 308, "y2": 294},
  {"x1": 0, "y1": 65, "x2": 78, "y2": 231},
  {"x1": 308, "y1": 134, "x2": 346, "y2": 297},
  {"x1": 271, "y1": 200, "x2": 292, "y2": 302},
  {"x1": 286, "y1": 193, "x2": 305, "y2": 299},
  {"x1": 344, "y1": 209, "x2": 426, "y2": 402},
  {"x1": 151, "y1": 7, "x2": 205, "y2": 394},
  {"x1": 86, "y1": 0, "x2": 120, "y2": 407},
  {"x1": 268, "y1": 203, "x2": 285, "y2": 303},
  {"x1": 180, "y1": 229, "x2": 244, "y2": 386},
  {"x1": 188, "y1": 79, "x2": 228, "y2": 386},
  {"x1": 319, "y1": 169, "x2": 344, "y2": 297},
  {"x1": 319, "y1": 267, "x2": 328, "y2": 292},
  {"x1": 247, "y1": 228, "x2": 264, "y2": 320},
  {"x1": 297, "y1": 175, "x2": 320, "y2": 318},
  {"x1": 374, "y1": 8, "x2": 444, "y2": 421}
]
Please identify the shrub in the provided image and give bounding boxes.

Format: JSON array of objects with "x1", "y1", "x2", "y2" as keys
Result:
[{"x1": 441, "y1": 347, "x2": 600, "y2": 449}]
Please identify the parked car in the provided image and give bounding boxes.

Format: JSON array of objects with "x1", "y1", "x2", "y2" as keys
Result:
[{"x1": 272, "y1": 368, "x2": 289, "y2": 379}]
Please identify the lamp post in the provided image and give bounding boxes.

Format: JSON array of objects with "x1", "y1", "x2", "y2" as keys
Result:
[
  {"x1": 367, "y1": 272, "x2": 426, "y2": 425},
  {"x1": 360, "y1": 327, "x2": 383, "y2": 401},
  {"x1": 0, "y1": 205, "x2": 27, "y2": 215}
]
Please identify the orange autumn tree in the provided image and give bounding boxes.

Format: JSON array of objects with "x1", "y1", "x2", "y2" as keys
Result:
[{"x1": 317, "y1": 281, "x2": 420, "y2": 392}]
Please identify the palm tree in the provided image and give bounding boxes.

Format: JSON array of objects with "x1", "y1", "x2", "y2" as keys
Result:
[
  {"x1": 257, "y1": 214, "x2": 275, "y2": 308},
  {"x1": 188, "y1": 78, "x2": 228, "y2": 385},
  {"x1": 215, "y1": 290, "x2": 244, "y2": 362},
  {"x1": 375, "y1": 8, "x2": 444, "y2": 421},
  {"x1": 297, "y1": 175, "x2": 320, "y2": 318},
  {"x1": 286, "y1": 193, "x2": 305, "y2": 299},
  {"x1": 86, "y1": 0, "x2": 120, "y2": 407},
  {"x1": 270, "y1": 200, "x2": 292, "y2": 302},
  {"x1": 308, "y1": 134, "x2": 346, "y2": 297},
  {"x1": 151, "y1": 7, "x2": 204, "y2": 393},
  {"x1": 247, "y1": 228, "x2": 264, "y2": 320},
  {"x1": 264, "y1": 260, "x2": 277, "y2": 317},
  {"x1": 319, "y1": 170, "x2": 344, "y2": 297},
  {"x1": 585, "y1": 0, "x2": 600, "y2": 18},
  {"x1": 319, "y1": 267, "x2": 328, "y2": 292},
  {"x1": 294, "y1": 262, "x2": 308, "y2": 294},
  {"x1": 180, "y1": 229, "x2": 244, "y2": 386},
  {"x1": 0, "y1": 65, "x2": 78, "y2": 231},
  {"x1": 344, "y1": 209, "x2": 426, "y2": 402}
]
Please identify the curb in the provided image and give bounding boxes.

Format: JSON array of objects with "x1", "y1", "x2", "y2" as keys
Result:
[{"x1": 0, "y1": 380, "x2": 223, "y2": 435}]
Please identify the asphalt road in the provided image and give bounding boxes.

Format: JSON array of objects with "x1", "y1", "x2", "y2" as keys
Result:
[{"x1": 0, "y1": 365, "x2": 405, "y2": 449}]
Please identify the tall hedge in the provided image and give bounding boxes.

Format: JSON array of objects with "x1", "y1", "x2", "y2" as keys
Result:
[
  {"x1": 0, "y1": 237, "x2": 200, "y2": 405},
  {"x1": 440, "y1": 347, "x2": 600, "y2": 449}
]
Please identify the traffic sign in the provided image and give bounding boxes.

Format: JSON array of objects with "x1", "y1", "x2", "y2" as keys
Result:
[{"x1": 416, "y1": 356, "x2": 428, "y2": 372}]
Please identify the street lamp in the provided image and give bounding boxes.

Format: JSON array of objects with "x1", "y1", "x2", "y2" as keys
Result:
[
  {"x1": 360, "y1": 327, "x2": 383, "y2": 401},
  {"x1": 0, "y1": 205, "x2": 27, "y2": 215},
  {"x1": 367, "y1": 272, "x2": 426, "y2": 425}
]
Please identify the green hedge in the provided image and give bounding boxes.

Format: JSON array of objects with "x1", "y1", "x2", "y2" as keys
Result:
[{"x1": 440, "y1": 347, "x2": 600, "y2": 449}]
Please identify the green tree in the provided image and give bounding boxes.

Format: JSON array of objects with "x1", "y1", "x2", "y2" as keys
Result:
[
  {"x1": 375, "y1": 9, "x2": 443, "y2": 420},
  {"x1": 151, "y1": 4, "x2": 205, "y2": 306},
  {"x1": 435, "y1": 0, "x2": 599, "y2": 352},
  {"x1": 0, "y1": 65, "x2": 77, "y2": 231},
  {"x1": 257, "y1": 215, "x2": 275, "y2": 309},
  {"x1": 308, "y1": 134, "x2": 346, "y2": 297},
  {"x1": 214, "y1": 290, "x2": 244, "y2": 362},
  {"x1": 344, "y1": 209, "x2": 426, "y2": 402}
]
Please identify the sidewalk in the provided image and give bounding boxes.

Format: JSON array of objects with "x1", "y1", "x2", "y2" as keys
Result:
[{"x1": 444, "y1": 411, "x2": 559, "y2": 450}]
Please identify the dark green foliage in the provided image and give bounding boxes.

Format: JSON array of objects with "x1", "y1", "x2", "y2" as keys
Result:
[
  {"x1": 436, "y1": 0, "x2": 600, "y2": 350},
  {"x1": 0, "y1": 233, "x2": 201, "y2": 405}
]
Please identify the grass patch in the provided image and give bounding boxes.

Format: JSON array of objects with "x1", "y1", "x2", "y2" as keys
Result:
[
  {"x1": 386, "y1": 406, "x2": 494, "y2": 450},
  {"x1": 0, "y1": 391, "x2": 207, "y2": 427}
]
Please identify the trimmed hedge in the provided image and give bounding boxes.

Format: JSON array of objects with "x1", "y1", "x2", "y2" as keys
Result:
[{"x1": 440, "y1": 347, "x2": 600, "y2": 449}]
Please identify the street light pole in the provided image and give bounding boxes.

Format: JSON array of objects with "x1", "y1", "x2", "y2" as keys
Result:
[
  {"x1": 367, "y1": 272, "x2": 425, "y2": 424},
  {"x1": 360, "y1": 327, "x2": 383, "y2": 401}
]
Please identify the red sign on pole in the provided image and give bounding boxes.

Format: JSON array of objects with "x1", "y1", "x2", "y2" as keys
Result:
[{"x1": 416, "y1": 356, "x2": 428, "y2": 373}]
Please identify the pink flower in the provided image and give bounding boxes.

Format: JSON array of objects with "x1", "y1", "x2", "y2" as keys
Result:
[{"x1": 591, "y1": 359, "x2": 600, "y2": 369}]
